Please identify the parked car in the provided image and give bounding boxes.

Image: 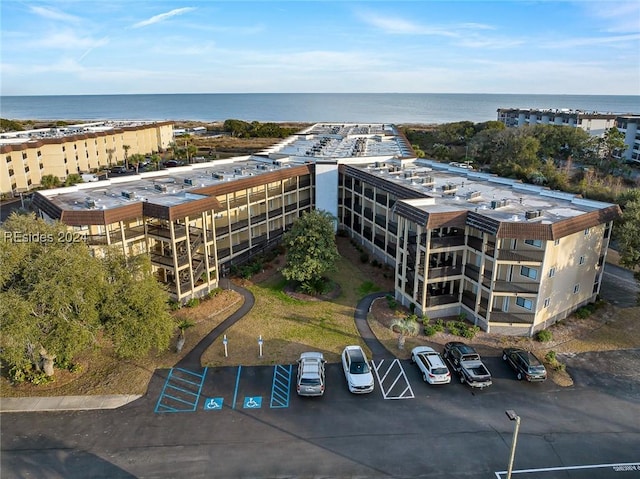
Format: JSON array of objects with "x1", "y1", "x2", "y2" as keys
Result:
[
  {"x1": 411, "y1": 346, "x2": 451, "y2": 385},
  {"x1": 443, "y1": 341, "x2": 492, "y2": 389},
  {"x1": 502, "y1": 348, "x2": 547, "y2": 382},
  {"x1": 163, "y1": 160, "x2": 179, "y2": 168},
  {"x1": 110, "y1": 166, "x2": 128, "y2": 174},
  {"x1": 341, "y1": 345, "x2": 374, "y2": 394},
  {"x1": 296, "y1": 352, "x2": 326, "y2": 397}
]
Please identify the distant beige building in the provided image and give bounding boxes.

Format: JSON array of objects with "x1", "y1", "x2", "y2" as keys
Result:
[
  {"x1": 30, "y1": 123, "x2": 620, "y2": 336},
  {"x1": 0, "y1": 121, "x2": 174, "y2": 195}
]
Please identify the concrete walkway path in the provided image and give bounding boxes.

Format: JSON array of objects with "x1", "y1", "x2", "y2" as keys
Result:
[{"x1": 0, "y1": 283, "x2": 391, "y2": 412}]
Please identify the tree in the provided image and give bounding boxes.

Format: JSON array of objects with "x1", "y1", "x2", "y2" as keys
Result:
[
  {"x1": 106, "y1": 148, "x2": 115, "y2": 169},
  {"x1": 128, "y1": 153, "x2": 145, "y2": 173},
  {"x1": 0, "y1": 213, "x2": 105, "y2": 379},
  {"x1": 122, "y1": 144, "x2": 131, "y2": 170},
  {"x1": 390, "y1": 314, "x2": 420, "y2": 349},
  {"x1": 149, "y1": 153, "x2": 162, "y2": 171},
  {"x1": 614, "y1": 199, "x2": 640, "y2": 304},
  {"x1": 40, "y1": 174, "x2": 61, "y2": 189},
  {"x1": 0, "y1": 213, "x2": 175, "y2": 382},
  {"x1": 64, "y1": 173, "x2": 83, "y2": 186},
  {"x1": 281, "y1": 210, "x2": 340, "y2": 294},
  {"x1": 99, "y1": 250, "x2": 175, "y2": 359}
]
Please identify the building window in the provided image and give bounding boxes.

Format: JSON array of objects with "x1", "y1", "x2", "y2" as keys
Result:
[
  {"x1": 584, "y1": 228, "x2": 590, "y2": 235},
  {"x1": 573, "y1": 284, "x2": 580, "y2": 294},
  {"x1": 524, "y1": 239, "x2": 542, "y2": 247},
  {"x1": 548, "y1": 267, "x2": 556, "y2": 278},
  {"x1": 8, "y1": 169, "x2": 14, "y2": 176},
  {"x1": 579, "y1": 256, "x2": 585, "y2": 265},
  {"x1": 516, "y1": 297, "x2": 533, "y2": 310},
  {"x1": 543, "y1": 297, "x2": 551, "y2": 308},
  {"x1": 554, "y1": 239, "x2": 560, "y2": 246},
  {"x1": 520, "y1": 266, "x2": 538, "y2": 280},
  {"x1": 22, "y1": 153, "x2": 27, "y2": 160}
]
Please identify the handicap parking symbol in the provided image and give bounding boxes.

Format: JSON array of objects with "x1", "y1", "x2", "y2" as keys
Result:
[
  {"x1": 243, "y1": 396, "x2": 262, "y2": 409},
  {"x1": 204, "y1": 397, "x2": 224, "y2": 410}
]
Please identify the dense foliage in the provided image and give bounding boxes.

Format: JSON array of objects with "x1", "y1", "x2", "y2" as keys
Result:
[
  {"x1": 281, "y1": 210, "x2": 340, "y2": 293},
  {"x1": 223, "y1": 119, "x2": 299, "y2": 138},
  {"x1": 0, "y1": 213, "x2": 175, "y2": 383}
]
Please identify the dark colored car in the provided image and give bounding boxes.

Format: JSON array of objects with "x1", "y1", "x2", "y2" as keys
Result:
[
  {"x1": 502, "y1": 348, "x2": 547, "y2": 382},
  {"x1": 163, "y1": 160, "x2": 179, "y2": 168}
]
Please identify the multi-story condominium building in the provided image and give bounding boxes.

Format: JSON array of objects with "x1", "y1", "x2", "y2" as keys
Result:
[
  {"x1": 497, "y1": 108, "x2": 617, "y2": 136},
  {"x1": 0, "y1": 121, "x2": 174, "y2": 195},
  {"x1": 615, "y1": 115, "x2": 640, "y2": 164},
  {"x1": 30, "y1": 123, "x2": 620, "y2": 336}
]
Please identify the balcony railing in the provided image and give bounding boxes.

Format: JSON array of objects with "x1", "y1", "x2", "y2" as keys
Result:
[
  {"x1": 426, "y1": 294, "x2": 458, "y2": 307},
  {"x1": 430, "y1": 235, "x2": 466, "y2": 249},
  {"x1": 231, "y1": 218, "x2": 249, "y2": 232},
  {"x1": 491, "y1": 280, "x2": 539, "y2": 294},
  {"x1": 490, "y1": 312, "x2": 535, "y2": 324},
  {"x1": 427, "y1": 265, "x2": 463, "y2": 279},
  {"x1": 495, "y1": 249, "x2": 545, "y2": 263}
]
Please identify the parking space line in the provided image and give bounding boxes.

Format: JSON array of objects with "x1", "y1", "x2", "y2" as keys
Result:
[
  {"x1": 494, "y1": 462, "x2": 640, "y2": 477},
  {"x1": 232, "y1": 365, "x2": 242, "y2": 410},
  {"x1": 372, "y1": 359, "x2": 414, "y2": 400},
  {"x1": 155, "y1": 367, "x2": 208, "y2": 413},
  {"x1": 270, "y1": 364, "x2": 293, "y2": 408}
]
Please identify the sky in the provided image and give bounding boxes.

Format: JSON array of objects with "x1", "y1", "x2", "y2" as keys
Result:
[{"x1": 1, "y1": 0, "x2": 639, "y2": 96}]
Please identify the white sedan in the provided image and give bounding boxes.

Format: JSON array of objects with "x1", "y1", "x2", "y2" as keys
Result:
[{"x1": 341, "y1": 345, "x2": 375, "y2": 394}]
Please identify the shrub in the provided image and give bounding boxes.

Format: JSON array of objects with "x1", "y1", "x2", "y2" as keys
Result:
[
  {"x1": 434, "y1": 319, "x2": 445, "y2": 333},
  {"x1": 371, "y1": 259, "x2": 380, "y2": 268},
  {"x1": 461, "y1": 325, "x2": 480, "y2": 339},
  {"x1": 207, "y1": 287, "x2": 223, "y2": 299},
  {"x1": 458, "y1": 312, "x2": 467, "y2": 322},
  {"x1": 185, "y1": 298, "x2": 200, "y2": 308},
  {"x1": 545, "y1": 350, "x2": 557, "y2": 362},
  {"x1": 169, "y1": 299, "x2": 182, "y2": 311},
  {"x1": 424, "y1": 325, "x2": 437, "y2": 336},
  {"x1": 359, "y1": 252, "x2": 369, "y2": 263},
  {"x1": 385, "y1": 294, "x2": 398, "y2": 309},
  {"x1": 536, "y1": 330, "x2": 553, "y2": 342}
]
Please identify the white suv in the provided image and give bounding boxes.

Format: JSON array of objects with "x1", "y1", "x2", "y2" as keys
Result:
[
  {"x1": 341, "y1": 345, "x2": 374, "y2": 394},
  {"x1": 411, "y1": 346, "x2": 451, "y2": 385}
]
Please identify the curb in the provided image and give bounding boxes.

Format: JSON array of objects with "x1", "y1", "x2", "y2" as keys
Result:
[{"x1": 0, "y1": 394, "x2": 142, "y2": 413}]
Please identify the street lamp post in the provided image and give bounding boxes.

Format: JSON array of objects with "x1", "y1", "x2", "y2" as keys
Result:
[{"x1": 505, "y1": 410, "x2": 521, "y2": 479}]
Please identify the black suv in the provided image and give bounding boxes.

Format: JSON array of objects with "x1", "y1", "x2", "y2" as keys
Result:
[{"x1": 502, "y1": 348, "x2": 547, "y2": 382}]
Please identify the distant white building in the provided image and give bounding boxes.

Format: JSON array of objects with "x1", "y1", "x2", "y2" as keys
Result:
[
  {"x1": 615, "y1": 115, "x2": 640, "y2": 164},
  {"x1": 497, "y1": 108, "x2": 618, "y2": 137}
]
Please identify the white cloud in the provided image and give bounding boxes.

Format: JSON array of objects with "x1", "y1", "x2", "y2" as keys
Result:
[
  {"x1": 29, "y1": 5, "x2": 82, "y2": 23},
  {"x1": 544, "y1": 32, "x2": 640, "y2": 48},
  {"x1": 132, "y1": 7, "x2": 196, "y2": 29},
  {"x1": 581, "y1": 1, "x2": 640, "y2": 33},
  {"x1": 24, "y1": 30, "x2": 110, "y2": 51}
]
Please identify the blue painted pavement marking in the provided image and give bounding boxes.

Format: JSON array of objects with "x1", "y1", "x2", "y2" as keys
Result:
[
  {"x1": 243, "y1": 396, "x2": 262, "y2": 409},
  {"x1": 155, "y1": 367, "x2": 208, "y2": 413},
  {"x1": 270, "y1": 364, "x2": 292, "y2": 408},
  {"x1": 204, "y1": 397, "x2": 224, "y2": 410},
  {"x1": 232, "y1": 365, "x2": 242, "y2": 410}
]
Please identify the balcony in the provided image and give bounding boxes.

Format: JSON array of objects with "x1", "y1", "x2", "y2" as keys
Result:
[
  {"x1": 426, "y1": 294, "x2": 458, "y2": 307},
  {"x1": 490, "y1": 311, "x2": 535, "y2": 324},
  {"x1": 231, "y1": 218, "x2": 249, "y2": 232},
  {"x1": 430, "y1": 235, "x2": 465, "y2": 249},
  {"x1": 427, "y1": 265, "x2": 463, "y2": 279},
  {"x1": 464, "y1": 264, "x2": 480, "y2": 282},
  {"x1": 467, "y1": 236, "x2": 483, "y2": 251},
  {"x1": 461, "y1": 291, "x2": 476, "y2": 309},
  {"x1": 491, "y1": 281, "x2": 539, "y2": 294},
  {"x1": 495, "y1": 249, "x2": 545, "y2": 263}
]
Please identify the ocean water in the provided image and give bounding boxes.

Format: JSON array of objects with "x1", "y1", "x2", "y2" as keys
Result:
[{"x1": 1, "y1": 93, "x2": 638, "y2": 124}]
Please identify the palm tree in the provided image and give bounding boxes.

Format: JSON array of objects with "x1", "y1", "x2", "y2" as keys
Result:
[
  {"x1": 176, "y1": 319, "x2": 195, "y2": 353},
  {"x1": 390, "y1": 314, "x2": 420, "y2": 350},
  {"x1": 122, "y1": 144, "x2": 131, "y2": 170}
]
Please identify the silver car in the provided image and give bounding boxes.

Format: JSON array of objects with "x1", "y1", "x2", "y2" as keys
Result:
[{"x1": 296, "y1": 352, "x2": 326, "y2": 397}]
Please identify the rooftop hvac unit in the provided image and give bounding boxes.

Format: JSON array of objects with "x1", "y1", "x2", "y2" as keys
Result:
[
  {"x1": 525, "y1": 209, "x2": 543, "y2": 220},
  {"x1": 491, "y1": 199, "x2": 508, "y2": 209},
  {"x1": 85, "y1": 198, "x2": 96, "y2": 209},
  {"x1": 257, "y1": 164, "x2": 269, "y2": 170},
  {"x1": 213, "y1": 172, "x2": 224, "y2": 180},
  {"x1": 154, "y1": 184, "x2": 168, "y2": 192},
  {"x1": 184, "y1": 178, "x2": 193, "y2": 186},
  {"x1": 422, "y1": 175, "x2": 435, "y2": 185},
  {"x1": 121, "y1": 191, "x2": 135, "y2": 200},
  {"x1": 467, "y1": 191, "x2": 482, "y2": 201},
  {"x1": 442, "y1": 184, "x2": 457, "y2": 194}
]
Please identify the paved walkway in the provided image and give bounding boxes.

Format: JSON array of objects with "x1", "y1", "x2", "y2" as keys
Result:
[{"x1": 0, "y1": 282, "x2": 387, "y2": 413}]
